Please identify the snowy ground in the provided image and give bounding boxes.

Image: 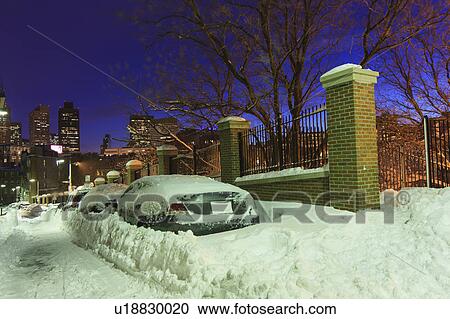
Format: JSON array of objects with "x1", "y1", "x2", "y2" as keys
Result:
[
  {"x1": 0, "y1": 187, "x2": 449, "y2": 298},
  {"x1": 0, "y1": 207, "x2": 158, "y2": 298}
]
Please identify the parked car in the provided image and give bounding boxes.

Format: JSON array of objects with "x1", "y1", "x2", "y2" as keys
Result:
[
  {"x1": 118, "y1": 175, "x2": 259, "y2": 235},
  {"x1": 62, "y1": 186, "x2": 92, "y2": 212},
  {"x1": 18, "y1": 203, "x2": 43, "y2": 218},
  {"x1": 79, "y1": 183, "x2": 128, "y2": 215}
]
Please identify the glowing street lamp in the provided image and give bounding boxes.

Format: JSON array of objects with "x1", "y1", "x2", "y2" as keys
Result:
[
  {"x1": 0, "y1": 184, "x2": 5, "y2": 204},
  {"x1": 57, "y1": 158, "x2": 73, "y2": 191},
  {"x1": 29, "y1": 179, "x2": 40, "y2": 202}
]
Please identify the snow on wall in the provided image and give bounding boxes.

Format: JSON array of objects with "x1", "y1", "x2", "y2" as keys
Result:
[{"x1": 235, "y1": 164, "x2": 328, "y2": 183}]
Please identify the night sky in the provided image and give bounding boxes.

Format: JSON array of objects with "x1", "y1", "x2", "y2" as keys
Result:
[
  {"x1": 1, "y1": 0, "x2": 372, "y2": 153},
  {"x1": 0, "y1": 0, "x2": 148, "y2": 152}
]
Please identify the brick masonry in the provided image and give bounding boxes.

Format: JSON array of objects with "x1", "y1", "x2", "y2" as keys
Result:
[
  {"x1": 323, "y1": 71, "x2": 380, "y2": 211},
  {"x1": 218, "y1": 118, "x2": 250, "y2": 184},
  {"x1": 236, "y1": 176, "x2": 330, "y2": 205},
  {"x1": 216, "y1": 65, "x2": 380, "y2": 212}
]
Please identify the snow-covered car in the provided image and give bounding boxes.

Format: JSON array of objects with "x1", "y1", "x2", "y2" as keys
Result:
[
  {"x1": 18, "y1": 204, "x2": 43, "y2": 218},
  {"x1": 62, "y1": 186, "x2": 92, "y2": 212},
  {"x1": 79, "y1": 183, "x2": 128, "y2": 214},
  {"x1": 7, "y1": 201, "x2": 30, "y2": 210},
  {"x1": 118, "y1": 175, "x2": 258, "y2": 235}
]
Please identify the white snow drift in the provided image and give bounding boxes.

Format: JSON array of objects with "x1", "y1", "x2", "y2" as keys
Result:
[{"x1": 64, "y1": 187, "x2": 450, "y2": 298}]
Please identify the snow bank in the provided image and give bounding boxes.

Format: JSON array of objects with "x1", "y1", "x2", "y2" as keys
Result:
[
  {"x1": 64, "y1": 210, "x2": 313, "y2": 298},
  {"x1": 235, "y1": 164, "x2": 328, "y2": 183},
  {"x1": 65, "y1": 211, "x2": 209, "y2": 297},
  {"x1": 64, "y1": 187, "x2": 450, "y2": 298}
]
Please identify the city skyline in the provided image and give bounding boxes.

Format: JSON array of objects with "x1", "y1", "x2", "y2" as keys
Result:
[{"x1": 0, "y1": 0, "x2": 156, "y2": 153}]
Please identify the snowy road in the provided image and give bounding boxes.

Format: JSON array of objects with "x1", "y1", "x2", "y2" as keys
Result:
[{"x1": 0, "y1": 211, "x2": 156, "y2": 298}]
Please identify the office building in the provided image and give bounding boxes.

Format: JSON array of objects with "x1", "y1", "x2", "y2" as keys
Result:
[
  {"x1": 9, "y1": 122, "x2": 22, "y2": 145},
  {"x1": 128, "y1": 115, "x2": 179, "y2": 147},
  {"x1": 29, "y1": 104, "x2": 50, "y2": 146},
  {"x1": 0, "y1": 88, "x2": 10, "y2": 145},
  {"x1": 58, "y1": 101, "x2": 80, "y2": 153}
]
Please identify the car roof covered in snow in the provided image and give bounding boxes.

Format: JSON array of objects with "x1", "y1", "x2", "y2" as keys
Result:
[
  {"x1": 88, "y1": 183, "x2": 128, "y2": 195},
  {"x1": 125, "y1": 175, "x2": 249, "y2": 199}
]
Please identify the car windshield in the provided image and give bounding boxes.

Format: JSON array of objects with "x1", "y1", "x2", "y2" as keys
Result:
[{"x1": 73, "y1": 191, "x2": 89, "y2": 203}]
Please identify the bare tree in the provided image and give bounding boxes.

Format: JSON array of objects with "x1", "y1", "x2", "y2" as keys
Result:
[
  {"x1": 358, "y1": 0, "x2": 447, "y2": 67},
  {"x1": 126, "y1": 0, "x2": 348, "y2": 126},
  {"x1": 380, "y1": 20, "x2": 449, "y2": 123}
]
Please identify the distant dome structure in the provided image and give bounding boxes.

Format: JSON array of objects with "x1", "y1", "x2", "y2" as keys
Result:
[{"x1": 126, "y1": 159, "x2": 143, "y2": 170}]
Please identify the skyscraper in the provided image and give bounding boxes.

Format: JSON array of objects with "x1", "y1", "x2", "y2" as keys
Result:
[
  {"x1": 50, "y1": 133, "x2": 59, "y2": 145},
  {"x1": 0, "y1": 88, "x2": 11, "y2": 145},
  {"x1": 58, "y1": 101, "x2": 80, "y2": 153},
  {"x1": 128, "y1": 115, "x2": 179, "y2": 147},
  {"x1": 100, "y1": 134, "x2": 111, "y2": 154},
  {"x1": 29, "y1": 104, "x2": 50, "y2": 146},
  {"x1": 9, "y1": 122, "x2": 22, "y2": 145}
]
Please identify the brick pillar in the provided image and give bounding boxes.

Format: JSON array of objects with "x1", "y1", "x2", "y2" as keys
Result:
[
  {"x1": 125, "y1": 160, "x2": 143, "y2": 185},
  {"x1": 320, "y1": 64, "x2": 380, "y2": 211},
  {"x1": 106, "y1": 170, "x2": 120, "y2": 183},
  {"x1": 217, "y1": 116, "x2": 250, "y2": 184},
  {"x1": 156, "y1": 145, "x2": 178, "y2": 175}
]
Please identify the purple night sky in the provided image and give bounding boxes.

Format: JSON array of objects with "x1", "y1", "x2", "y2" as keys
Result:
[{"x1": 0, "y1": 0, "x2": 151, "y2": 152}]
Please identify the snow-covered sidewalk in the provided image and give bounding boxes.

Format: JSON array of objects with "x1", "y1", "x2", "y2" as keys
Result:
[{"x1": 0, "y1": 208, "x2": 157, "y2": 298}]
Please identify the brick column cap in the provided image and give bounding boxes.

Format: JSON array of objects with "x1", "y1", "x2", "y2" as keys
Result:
[
  {"x1": 106, "y1": 170, "x2": 120, "y2": 179},
  {"x1": 156, "y1": 144, "x2": 178, "y2": 156},
  {"x1": 126, "y1": 159, "x2": 143, "y2": 170},
  {"x1": 320, "y1": 63, "x2": 379, "y2": 89},
  {"x1": 217, "y1": 116, "x2": 250, "y2": 131}
]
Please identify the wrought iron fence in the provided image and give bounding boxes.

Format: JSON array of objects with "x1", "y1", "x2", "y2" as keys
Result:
[
  {"x1": 138, "y1": 159, "x2": 159, "y2": 177},
  {"x1": 195, "y1": 142, "x2": 221, "y2": 178},
  {"x1": 377, "y1": 114, "x2": 450, "y2": 191},
  {"x1": 377, "y1": 126, "x2": 427, "y2": 191},
  {"x1": 239, "y1": 104, "x2": 328, "y2": 176},
  {"x1": 169, "y1": 142, "x2": 221, "y2": 178},
  {"x1": 427, "y1": 116, "x2": 450, "y2": 188}
]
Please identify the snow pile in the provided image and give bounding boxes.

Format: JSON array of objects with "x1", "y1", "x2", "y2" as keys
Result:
[
  {"x1": 235, "y1": 164, "x2": 328, "y2": 183},
  {"x1": 65, "y1": 209, "x2": 312, "y2": 298},
  {"x1": 65, "y1": 210, "x2": 209, "y2": 297},
  {"x1": 402, "y1": 187, "x2": 450, "y2": 245},
  {"x1": 64, "y1": 187, "x2": 450, "y2": 298}
]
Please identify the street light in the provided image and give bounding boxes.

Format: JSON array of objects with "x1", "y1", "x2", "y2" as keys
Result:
[
  {"x1": 0, "y1": 184, "x2": 5, "y2": 204},
  {"x1": 57, "y1": 158, "x2": 73, "y2": 191},
  {"x1": 15, "y1": 186, "x2": 20, "y2": 202}
]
